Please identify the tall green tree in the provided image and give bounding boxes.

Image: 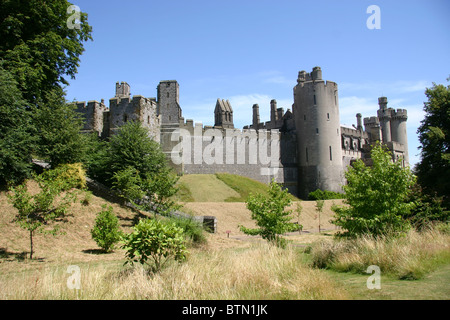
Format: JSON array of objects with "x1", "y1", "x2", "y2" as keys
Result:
[
  {"x1": 0, "y1": 0, "x2": 92, "y2": 105},
  {"x1": 0, "y1": 65, "x2": 35, "y2": 187},
  {"x1": 107, "y1": 121, "x2": 180, "y2": 215},
  {"x1": 33, "y1": 89, "x2": 87, "y2": 167},
  {"x1": 415, "y1": 80, "x2": 450, "y2": 209},
  {"x1": 332, "y1": 143, "x2": 416, "y2": 238}
]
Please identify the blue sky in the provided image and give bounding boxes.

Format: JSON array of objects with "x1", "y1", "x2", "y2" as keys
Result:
[{"x1": 66, "y1": 0, "x2": 450, "y2": 168}]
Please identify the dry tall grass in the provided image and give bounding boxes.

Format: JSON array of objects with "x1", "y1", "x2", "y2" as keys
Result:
[
  {"x1": 310, "y1": 227, "x2": 450, "y2": 280},
  {"x1": 0, "y1": 243, "x2": 348, "y2": 300}
]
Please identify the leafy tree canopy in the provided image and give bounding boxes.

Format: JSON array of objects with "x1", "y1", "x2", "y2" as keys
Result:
[
  {"x1": 416, "y1": 80, "x2": 450, "y2": 208},
  {"x1": 0, "y1": 0, "x2": 92, "y2": 104},
  {"x1": 332, "y1": 143, "x2": 416, "y2": 237}
]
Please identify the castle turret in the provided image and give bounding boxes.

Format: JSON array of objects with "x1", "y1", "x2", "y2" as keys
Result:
[
  {"x1": 356, "y1": 113, "x2": 363, "y2": 131},
  {"x1": 391, "y1": 108, "x2": 409, "y2": 165},
  {"x1": 293, "y1": 67, "x2": 343, "y2": 198},
  {"x1": 115, "y1": 82, "x2": 130, "y2": 98},
  {"x1": 157, "y1": 80, "x2": 181, "y2": 125},
  {"x1": 377, "y1": 97, "x2": 392, "y2": 143}
]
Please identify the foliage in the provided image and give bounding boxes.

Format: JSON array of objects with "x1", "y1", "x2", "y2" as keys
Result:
[
  {"x1": 415, "y1": 80, "x2": 450, "y2": 210},
  {"x1": 40, "y1": 163, "x2": 87, "y2": 190},
  {"x1": 0, "y1": 65, "x2": 35, "y2": 187},
  {"x1": 33, "y1": 90, "x2": 87, "y2": 167},
  {"x1": 403, "y1": 184, "x2": 449, "y2": 230},
  {"x1": 0, "y1": 0, "x2": 92, "y2": 105},
  {"x1": 108, "y1": 122, "x2": 180, "y2": 215},
  {"x1": 82, "y1": 133, "x2": 110, "y2": 183},
  {"x1": 331, "y1": 143, "x2": 416, "y2": 238},
  {"x1": 239, "y1": 180, "x2": 298, "y2": 248},
  {"x1": 166, "y1": 216, "x2": 207, "y2": 245},
  {"x1": 122, "y1": 218, "x2": 188, "y2": 272},
  {"x1": 7, "y1": 168, "x2": 80, "y2": 259},
  {"x1": 108, "y1": 121, "x2": 167, "y2": 181},
  {"x1": 308, "y1": 189, "x2": 345, "y2": 200},
  {"x1": 91, "y1": 205, "x2": 123, "y2": 252},
  {"x1": 315, "y1": 200, "x2": 324, "y2": 233}
]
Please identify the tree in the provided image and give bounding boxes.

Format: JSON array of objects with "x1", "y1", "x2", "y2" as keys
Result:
[
  {"x1": 33, "y1": 89, "x2": 88, "y2": 167},
  {"x1": 239, "y1": 180, "x2": 298, "y2": 248},
  {"x1": 108, "y1": 121, "x2": 180, "y2": 215},
  {"x1": 91, "y1": 205, "x2": 123, "y2": 252},
  {"x1": 0, "y1": 0, "x2": 92, "y2": 105},
  {"x1": 0, "y1": 65, "x2": 35, "y2": 187},
  {"x1": 122, "y1": 218, "x2": 187, "y2": 272},
  {"x1": 7, "y1": 164, "x2": 83, "y2": 259},
  {"x1": 108, "y1": 121, "x2": 167, "y2": 181},
  {"x1": 415, "y1": 80, "x2": 450, "y2": 210},
  {"x1": 315, "y1": 200, "x2": 324, "y2": 233},
  {"x1": 331, "y1": 143, "x2": 416, "y2": 238}
]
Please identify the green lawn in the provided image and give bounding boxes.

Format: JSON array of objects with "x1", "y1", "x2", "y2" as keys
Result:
[{"x1": 324, "y1": 263, "x2": 450, "y2": 300}]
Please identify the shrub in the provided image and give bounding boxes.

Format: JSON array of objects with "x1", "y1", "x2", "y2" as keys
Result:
[
  {"x1": 308, "y1": 189, "x2": 344, "y2": 200},
  {"x1": 40, "y1": 163, "x2": 87, "y2": 191},
  {"x1": 167, "y1": 216, "x2": 207, "y2": 245},
  {"x1": 91, "y1": 205, "x2": 123, "y2": 252},
  {"x1": 122, "y1": 218, "x2": 188, "y2": 272}
]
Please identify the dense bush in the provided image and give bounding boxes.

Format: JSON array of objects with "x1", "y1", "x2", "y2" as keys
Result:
[
  {"x1": 308, "y1": 189, "x2": 345, "y2": 200},
  {"x1": 91, "y1": 205, "x2": 123, "y2": 252},
  {"x1": 166, "y1": 216, "x2": 207, "y2": 245},
  {"x1": 122, "y1": 218, "x2": 188, "y2": 272}
]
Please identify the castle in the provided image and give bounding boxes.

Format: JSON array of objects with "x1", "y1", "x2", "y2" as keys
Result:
[{"x1": 76, "y1": 67, "x2": 409, "y2": 199}]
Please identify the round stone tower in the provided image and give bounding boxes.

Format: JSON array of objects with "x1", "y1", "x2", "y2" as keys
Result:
[
  {"x1": 293, "y1": 67, "x2": 344, "y2": 198},
  {"x1": 391, "y1": 108, "x2": 409, "y2": 165}
]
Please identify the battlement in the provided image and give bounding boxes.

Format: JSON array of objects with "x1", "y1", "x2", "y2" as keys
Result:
[
  {"x1": 178, "y1": 118, "x2": 281, "y2": 140},
  {"x1": 363, "y1": 116, "x2": 380, "y2": 127},
  {"x1": 378, "y1": 96, "x2": 388, "y2": 109},
  {"x1": 115, "y1": 81, "x2": 130, "y2": 98},
  {"x1": 392, "y1": 109, "x2": 408, "y2": 120},
  {"x1": 297, "y1": 66, "x2": 323, "y2": 83}
]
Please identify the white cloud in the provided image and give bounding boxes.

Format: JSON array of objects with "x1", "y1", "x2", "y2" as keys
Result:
[{"x1": 338, "y1": 96, "x2": 378, "y2": 126}]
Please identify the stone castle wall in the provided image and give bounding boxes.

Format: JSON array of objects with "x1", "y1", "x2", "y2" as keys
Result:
[{"x1": 75, "y1": 67, "x2": 409, "y2": 199}]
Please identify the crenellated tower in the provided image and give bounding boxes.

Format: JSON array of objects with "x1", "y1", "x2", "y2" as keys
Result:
[
  {"x1": 157, "y1": 80, "x2": 182, "y2": 125},
  {"x1": 293, "y1": 66, "x2": 344, "y2": 198}
]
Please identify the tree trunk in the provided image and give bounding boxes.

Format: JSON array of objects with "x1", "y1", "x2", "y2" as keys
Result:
[{"x1": 29, "y1": 230, "x2": 33, "y2": 260}]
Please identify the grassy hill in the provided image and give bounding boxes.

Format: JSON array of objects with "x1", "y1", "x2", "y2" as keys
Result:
[
  {"x1": 173, "y1": 173, "x2": 299, "y2": 202},
  {"x1": 1, "y1": 178, "x2": 449, "y2": 300}
]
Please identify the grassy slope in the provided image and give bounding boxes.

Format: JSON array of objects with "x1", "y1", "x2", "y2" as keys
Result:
[
  {"x1": 1, "y1": 181, "x2": 449, "y2": 300},
  {"x1": 173, "y1": 173, "x2": 299, "y2": 203}
]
